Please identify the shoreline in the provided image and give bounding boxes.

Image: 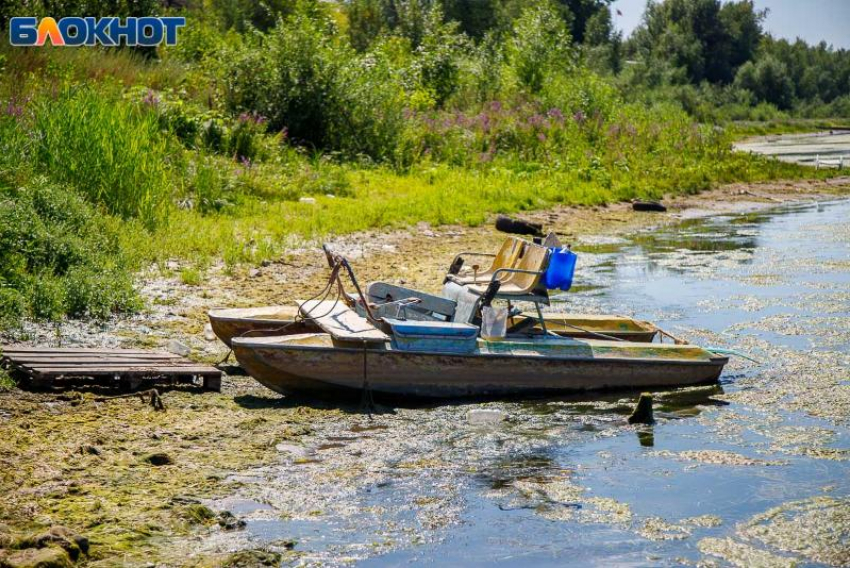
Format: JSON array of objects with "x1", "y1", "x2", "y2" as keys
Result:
[{"x1": 9, "y1": 175, "x2": 850, "y2": 357}]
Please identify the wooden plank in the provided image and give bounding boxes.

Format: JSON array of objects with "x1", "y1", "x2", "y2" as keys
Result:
[
  {"x1": 1, "y1": 347, "x2": 160, "y2": 355},
  {"x1": 20, "y1": 363, "x2": 216, "y2": 371},
  {"x1": 203, "y1": 374, "x2": 222, "y2": 391},
  {"x1": 2, "y1": 346, "x2": 221, "y2": 392},
  {"x1": 27, "y1": 366, "x2": 220, "y2": 377},
  {"x1": 297, "y1": 300, "x2": 388, "y2": 343},
  {"x1": 6, "y1": 357, "x2": 184, "y2": 364},
  {"x1": 6, "y1": 352, "x2": 182, "y2": 360}
]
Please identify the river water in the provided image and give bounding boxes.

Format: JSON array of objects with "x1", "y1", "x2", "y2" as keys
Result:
[{"x1": 212, "y1": 200, "x2": 850, "y2": 566}]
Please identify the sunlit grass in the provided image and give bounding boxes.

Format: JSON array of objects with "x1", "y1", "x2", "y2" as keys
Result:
[{"x1": 124, "y1": 151, "x2": 837, "y2": 268}]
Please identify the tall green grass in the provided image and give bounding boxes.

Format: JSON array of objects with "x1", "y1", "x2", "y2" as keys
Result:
[
  {"x1": 0, "y1": 44, "x2": 186, "y2": 97},
  {"x1": 32, "y1": 87, "x2": 175, "y2": 228}
]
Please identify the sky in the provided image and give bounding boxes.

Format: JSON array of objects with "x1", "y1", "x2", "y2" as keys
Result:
[{"x1": 610, "y1": 0, "x2": 850, "y2": 49}]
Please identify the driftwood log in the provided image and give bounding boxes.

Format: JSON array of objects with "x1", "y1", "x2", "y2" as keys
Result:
[
  {"x1": 632, "y1": 200, "x2": 667, "y2": 212},
  {"x1": 495, "y1": 215, "x2": 544, "y2": 237}
]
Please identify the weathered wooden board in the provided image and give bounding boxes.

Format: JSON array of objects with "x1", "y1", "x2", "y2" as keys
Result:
[
  {"x1": 0, "y1": 346, "x2": 222, "y2": 391},
  {"x1": 297, "y1": 300, "x2": 388, "y2": 343},
  {"x1": 1, "y1": 347, "x2": 158, "y2": 354},
  {"x1": 5, "y1": 354, "x2": 185, "y2": 363},
  {"x1": 17, "y1": 365, "x2": 220, "y2": 374}
]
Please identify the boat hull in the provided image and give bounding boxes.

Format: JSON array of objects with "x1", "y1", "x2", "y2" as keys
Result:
[
  {"x1": 233, "y1": 335, "x2": 727, "y2": 399},
  {"x1": 520, "y1": 313, "x2": 658, "y2": 342}
]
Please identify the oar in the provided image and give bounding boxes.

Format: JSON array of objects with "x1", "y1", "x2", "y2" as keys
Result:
[
  {"x1": 548, "y1": 320, "x2": 626, "y2": 342},
  {"x1": 706, "y1": 347, "x2": 762, "y2": 364}
]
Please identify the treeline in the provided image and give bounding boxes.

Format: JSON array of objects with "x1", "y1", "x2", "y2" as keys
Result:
[
  {"x1": 622, "y1": 0, "x2": 850, "y2": 119},
  {"x1": 4, "y1": 1, "x2": 848, "y2": 125}
]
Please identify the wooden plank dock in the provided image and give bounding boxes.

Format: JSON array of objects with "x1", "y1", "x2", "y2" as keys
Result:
[{"x1": 0, "y1": 346, "x2": 222, "y2": 391}]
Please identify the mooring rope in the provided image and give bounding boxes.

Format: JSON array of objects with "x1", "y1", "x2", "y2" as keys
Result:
[
  {"x1": 217, "y1": 261, "x2": 346, "y2": 367},
  {"x1": 359, "y1": 338, "x2": 375, "y2": 418}
]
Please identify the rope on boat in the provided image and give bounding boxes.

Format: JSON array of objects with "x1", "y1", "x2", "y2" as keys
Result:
[
  {"x1": 653, "y1": 326, "x2": 689, "y2": 345},
  {"x1": 359, "y1": 338, "x2": 376, "y2": 418},
  {"x1": 216, "y1": 349, "x2": 233, "y2": 366},
  {"x1": 218, "y1": 261, "x2": 347, "y2": 371}
]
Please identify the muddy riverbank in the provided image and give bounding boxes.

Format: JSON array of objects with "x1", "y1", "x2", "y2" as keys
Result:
[{"x1": 1, "y1": 177, "x2": 850, "y2": 567}]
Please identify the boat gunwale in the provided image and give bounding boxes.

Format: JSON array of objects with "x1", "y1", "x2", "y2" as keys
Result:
[
  {"x1": 208, "y1": 309, "x2": 297, "y2": 324},
  {"x1": 231, "y1": 336, "x2": 729, "y2": 367}
]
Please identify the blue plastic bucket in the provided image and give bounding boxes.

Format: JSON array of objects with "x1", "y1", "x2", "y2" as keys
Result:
[{"x1": 543, "y1": 248, "x2": 577, "y2": 291}]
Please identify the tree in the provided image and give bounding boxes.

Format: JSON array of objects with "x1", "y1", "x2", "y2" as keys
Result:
[
  {"x1": 508, "y1": 1, "x2": 574, "y2": 93},
  {"x1": 347, "y1": 0, "x2": 392, "y2": 51},
  {"x1": 583, "y1": 5, "x2": 622, "y2": 72},
  {"x1": 630, "y1": 0, "x2": 764, "y2": 85},
  {"x1": 557, "y1": 0, "x2": 613, "y2": 44},
  {"x1": 733, "y1": 55, "x2": 794, "y2": 109}
]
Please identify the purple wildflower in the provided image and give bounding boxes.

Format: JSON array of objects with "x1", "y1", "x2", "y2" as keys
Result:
[
  {"x1": 4, "y1": 101, "x2": 23, "y2": 117},
  {"x1": 573, "y1": 110, "x2": 586, "y2": 124},
  {"x1": 478, "y1": 112, "x2": 491, "y2": 132},
  {"x1": 142, "y1": 89, "x2": 160, "y2": 107},
  {"x1": 547, "y1": 108, "x2": 565, "y2": 123},
  {"x1": 238, "y1": 111, "x2": 267, "y2": 126},
  {"x1": 528, "y1": 114, "x2": 544, "y2": 127},
  {"x1": 537, "y1": 132, "x2": 547, "y2": 142}
]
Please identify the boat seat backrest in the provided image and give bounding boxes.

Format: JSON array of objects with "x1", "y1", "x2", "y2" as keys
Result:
[
  {"x1": 488, "y1": 237, "x2": 525, "y2": 275},
  {"x1": 500, "y1": 243, "x2": 549, "y2": 293}
]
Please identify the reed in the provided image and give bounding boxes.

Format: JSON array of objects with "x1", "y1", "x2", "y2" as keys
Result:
[{"x1": 32, "y1": 87, "x2": 175, "y2": 228}]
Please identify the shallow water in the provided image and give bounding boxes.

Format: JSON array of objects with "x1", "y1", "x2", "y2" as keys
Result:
[
  {"x1": 208, "y1": 200, "x2": 850, "y2": 567},
  {"x1": 734, "y1": 131, "x2": 850, "y2": 166}
]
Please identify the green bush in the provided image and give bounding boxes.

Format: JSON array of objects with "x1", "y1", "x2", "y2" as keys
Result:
[
  {"x1": 223, "y1": 9, "x2": 411, "y2": 161},
  {"x1": 734, "y1": 56, "x2": 795, "y2": 110},
  {"x1": 507, "y1": 2, "x2": 575, "y2": 93},
  {"x1": 0, "y1": 178, "x2": 140, "y2": 327}
]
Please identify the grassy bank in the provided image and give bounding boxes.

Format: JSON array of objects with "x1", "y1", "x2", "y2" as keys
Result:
[{"x1": 729, "y1": 118, "x2": 850, "y2": 138}]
